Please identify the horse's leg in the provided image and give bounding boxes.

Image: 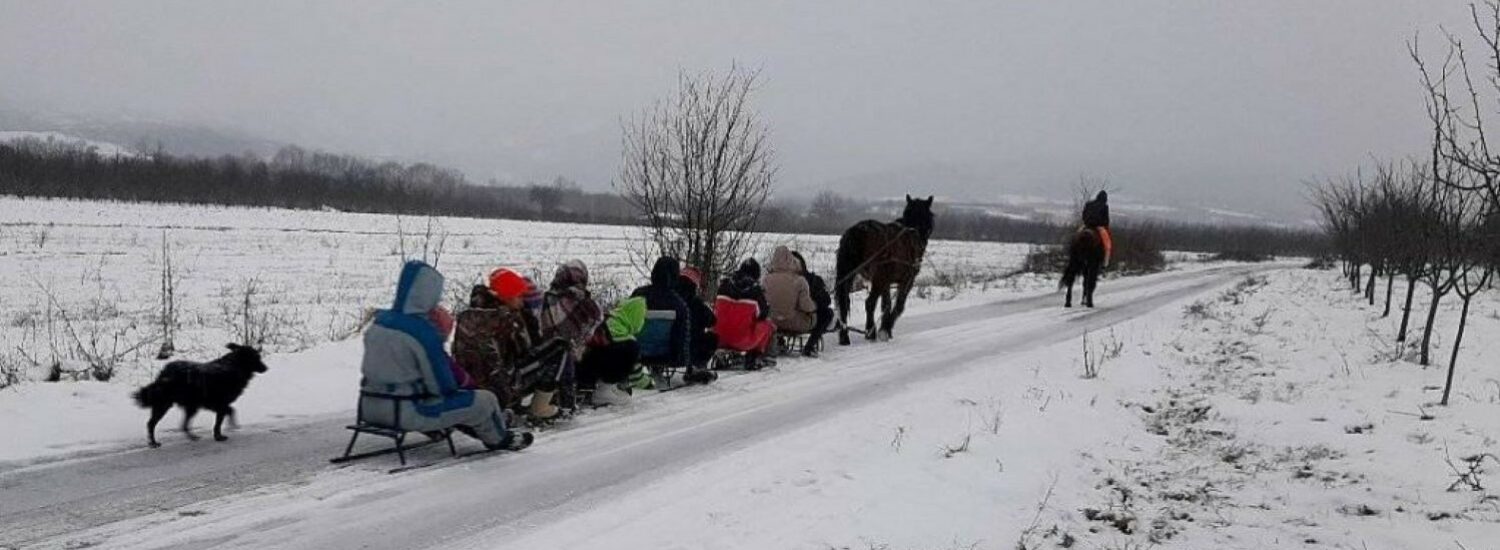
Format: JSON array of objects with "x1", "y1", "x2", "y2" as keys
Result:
[
  {"x1": 885, "y1": 279, "x2": 914, "y2": 339},
  {"x1": 1083, "y1": 265, "x2": 1098, "y2": 308},
  {"x1": 836, "y1": 282, "x2": 852, "y2": 346},
  {"x1": 1063, "y1": 266, "x2": 1075, "y2": 308},
  {"x1": 877, "y1": 286, "x2": 894, "y2": 340},
  {"x1": 864, "y1": 285, "x2": 881, "y2": 341}
]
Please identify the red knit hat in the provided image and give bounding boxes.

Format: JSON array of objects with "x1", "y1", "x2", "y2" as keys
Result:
[
  {"x1": 680, "y1": 266, "x2": 703, "y2": 290},
  {"x1": 489, "y1": 268, "x2": 529, "y2": 300}
]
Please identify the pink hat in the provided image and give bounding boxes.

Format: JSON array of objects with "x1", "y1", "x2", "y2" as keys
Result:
[
  {"x1": 680, "y1": 266, "x2": 704, "y2": 290},
  {"x1": 427, "y1": 306, "x2": 455, "y2": 338}
]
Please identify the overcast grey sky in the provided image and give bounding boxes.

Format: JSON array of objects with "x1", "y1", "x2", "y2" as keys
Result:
[{"x1": 0, "y1": 1, "x2": 1470, "y2": 218}]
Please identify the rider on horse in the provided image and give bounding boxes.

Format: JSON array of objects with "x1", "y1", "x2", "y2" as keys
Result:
[{"x1": 1082, "y1": 191, "x2": 1112, "y2": 266}]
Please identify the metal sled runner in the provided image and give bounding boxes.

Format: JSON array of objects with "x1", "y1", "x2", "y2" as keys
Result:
[{"x1": 331, "y1": 390, "x2": 458, "y2": 466}]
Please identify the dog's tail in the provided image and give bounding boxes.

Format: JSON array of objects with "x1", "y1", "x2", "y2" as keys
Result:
[{"x1": 132, "y1": 382, "x2": 165, "y2": 409}]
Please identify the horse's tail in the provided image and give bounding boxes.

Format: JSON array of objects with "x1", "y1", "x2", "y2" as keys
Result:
[
  {"x1": 834, "y1": 223, "x2": 874, "y2": 345},
  {"x1": 835, "y1": 227, "x2": 862, "y2": 315},
  {"x1": 1060, "y1": 259, "x2": 1079, "y2": 291}
]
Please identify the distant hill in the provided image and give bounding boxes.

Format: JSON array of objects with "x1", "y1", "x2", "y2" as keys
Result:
[
  {"x1": 0, "y1": 107, "x2": 281, "y2": 158},
  {"x1": 0, "y1": 131, "x2": 137, "y2": 158},
  {"x1": 806, "y1": 161, "x2": 1316, "y2": 228}
]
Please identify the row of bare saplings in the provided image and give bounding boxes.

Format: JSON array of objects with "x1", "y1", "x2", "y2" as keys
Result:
[
  {"x1": 1313, "y1": 160, "x2": 1499, "y2": 407},
  {"x1": 1313, "y1": 2, "x2": 1500, "y2": 407}
]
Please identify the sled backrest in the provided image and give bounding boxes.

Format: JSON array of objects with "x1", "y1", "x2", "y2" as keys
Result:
[
  {"x1": 713, "y1": 296, "x2": 762, "y2": 352},
  {"x1": 637, "y1": 310, "x2": 678, "y2": 362}
]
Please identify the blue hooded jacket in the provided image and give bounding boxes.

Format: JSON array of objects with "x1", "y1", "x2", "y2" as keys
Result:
[{"x1": 361, "y1": 260, "x2": 472, "y2": 416}]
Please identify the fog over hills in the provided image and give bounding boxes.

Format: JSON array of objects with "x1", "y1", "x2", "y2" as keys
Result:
[
  {"x1": 0, "y1": 105, "x2": 1323, "y2": 227},
  {"x1": 1, "y1": 1, "x2": 1463, "y2": 227}
]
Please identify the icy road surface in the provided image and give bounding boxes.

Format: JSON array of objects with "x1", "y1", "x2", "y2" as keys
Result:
[{"x1": 0, "y1": 263, "x2": 1275, "y2": 550}]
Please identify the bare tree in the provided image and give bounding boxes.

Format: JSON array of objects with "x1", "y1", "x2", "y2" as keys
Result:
[
  {"x1": 527, "y1": 177, "x2": 575, "y2": 216},
  {"x1": 394, "y1": 215, "x2": 449, "y2": 269},
  {"x1": 1416, "y1": 175, "x2": 1468, "y2": 366},
  {"x1": 809, "y1": 190, "x2": 854, "y2": 231},
  {"x1": 1442, "y1": 220, "x2": 1495, "y2": 404},
  {"x1": 1412, "y1": 2, "x2": 1500, "y2": 209},
  {"x1": 156, "y1": 230, "x2": 180, "y2": 360},
  {"x1": 617, "y1": 65, "x2": 777, "y2": 286}
]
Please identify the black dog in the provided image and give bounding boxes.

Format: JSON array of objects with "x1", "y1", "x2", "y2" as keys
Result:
[{"x1": 132, "y1": 343, "x2": 268, "y2": 448}]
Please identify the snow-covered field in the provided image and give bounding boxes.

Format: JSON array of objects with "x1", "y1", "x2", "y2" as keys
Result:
[
  {"x1": 0, "y1": 196, "x2": 1038, "y2": 387},
  {"x1": 6, "y1": 196, "x2": 1493, "y2": 550}
]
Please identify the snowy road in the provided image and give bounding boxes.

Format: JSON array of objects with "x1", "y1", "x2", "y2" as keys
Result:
[{"x1": 0, "y1": 264, "x2": 1276, "y2": 550}]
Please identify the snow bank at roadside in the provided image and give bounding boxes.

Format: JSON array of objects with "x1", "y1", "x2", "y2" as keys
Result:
[
  {"x1": 0, "y1": 343, "x2": 361, "y2": 465},
  {"x1": 1030, "y1": 268, "x2": 1500, "y2": 549},
  {"x1": 486, "y1": 267, "x2": 1500, "y2": 550}
]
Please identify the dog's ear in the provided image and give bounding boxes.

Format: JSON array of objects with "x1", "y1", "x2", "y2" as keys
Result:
[{"x1": 226, "y1": 343, "x2": 241, "y2": 351}]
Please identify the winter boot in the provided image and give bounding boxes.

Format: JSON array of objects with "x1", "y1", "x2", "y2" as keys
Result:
[
  {"x1": 683, "y1": 366, "x2": 718, "y2": 384},
  {"x1": 487, "y1": 430, "x2": 534, "y2": 452},
  {"x1": 557, "y1": 385, "x2": 578, "y2": 412},
  {"x1": 593, "y1": 382, "x2": 632, "y2": 406},
  {"x1": 625, "y1": 366, "x2": 656, "y2": 391},
  {"x1": 527, "y1": 390, "x2": 559, "y2": 421},
  {"x1": 802, "y1": 335, "x2": 823, "y2": 358},
  {"x1": 744, "y1": 352, "x2": 777, "y2": 370}
]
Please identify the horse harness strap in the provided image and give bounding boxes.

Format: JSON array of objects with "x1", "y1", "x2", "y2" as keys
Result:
[{"x1": 833, "y1": 224, "x2": 922, "y2": 290}]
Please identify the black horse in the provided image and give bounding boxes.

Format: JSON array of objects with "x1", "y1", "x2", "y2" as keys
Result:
[
  {"x1": 1061, "y1": 228, "x2": 1106, "y2": 308},
  {"x1": 835, "y1": 195, "x2": 935, "y2": 345}
]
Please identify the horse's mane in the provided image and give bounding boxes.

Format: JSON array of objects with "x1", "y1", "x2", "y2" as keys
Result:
[{"x1": 896, "y1": 209, "x2": 934, "y2": 241}]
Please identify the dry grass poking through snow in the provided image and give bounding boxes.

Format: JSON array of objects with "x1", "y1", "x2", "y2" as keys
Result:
[
  {"x1": 0, "y1": 196, "x2": 1035, "y2": 386},
  {"x1": 1032, "y1": 269, "x2": 1500, "y2": 549}
]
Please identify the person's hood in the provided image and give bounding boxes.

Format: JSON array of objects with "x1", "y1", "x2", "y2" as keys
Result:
[
  {"x1": 606, "y1": 296, "x2": 648, "y2": 341},
  {"x1": 650, "y1": 256, "x2": 681, "y2": 288},
  {"x1": 392, "y1": 261, "x2": 444, "y2": 315},
  {"x1": 768, "y1": 246, "x2": 801, "y2": 274},
  {"x1": 550, "y1": 260, "x2": 590, "y2": 291},
  {"x1": 737, "y1": 258, "x2": 762, "y2": 281},
  {"x1": 1095, "y1": 190, "x2": 1108, "y2": 203},
  {"x1": 790, "y1": 251, "x2": 810, "y2": 274},
  {"x1": 468, "y1": 284, "x2": 500, "y2": 309}
]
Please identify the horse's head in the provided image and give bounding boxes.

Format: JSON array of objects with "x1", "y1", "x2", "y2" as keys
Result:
[{"x1": 901, "y1": 195, "x2": 936, "y2": 239}]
